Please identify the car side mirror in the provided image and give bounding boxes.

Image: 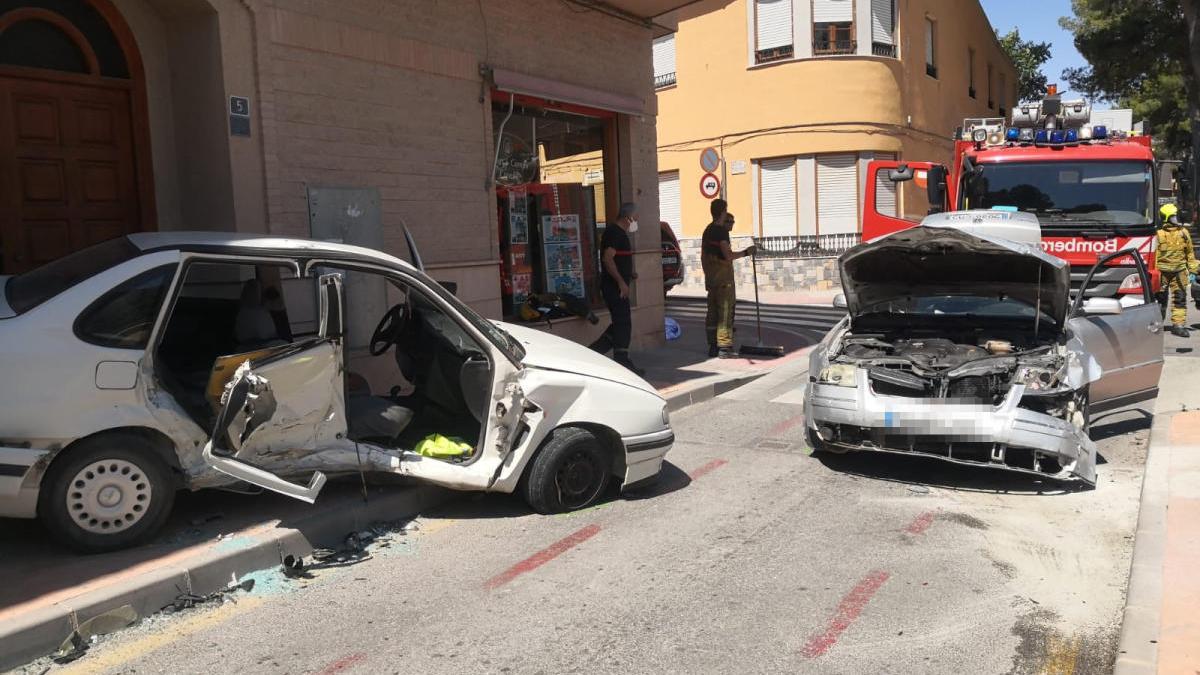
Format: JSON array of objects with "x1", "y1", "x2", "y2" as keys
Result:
[
  {"x1": 832, "y1": 293, "x2": 848, "y2": 310},
  {"x1": 888, "y1": 164, "x2": 914, "y2": 182},
  {"x1": 1081, "y1": 297, "x2": 1123, "y2": 316},
  {"x1": 318, "y1": 274, "x2": 344, "y2": 339},
  {"x1": 927, "y1": 165, "x2": 948, "y2": 214}
]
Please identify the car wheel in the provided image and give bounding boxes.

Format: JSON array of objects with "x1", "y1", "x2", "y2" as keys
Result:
[
  {"x1": 38, "y1": 434, "x2": 176, "y2": 553},
  {"x1": 522, "y1": 427, "x2": 611, "y2": 514}
]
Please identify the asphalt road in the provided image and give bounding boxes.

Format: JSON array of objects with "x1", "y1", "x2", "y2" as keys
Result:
[{"x1": 24, "y1": 353, "x2": 1152, "y2": 675}]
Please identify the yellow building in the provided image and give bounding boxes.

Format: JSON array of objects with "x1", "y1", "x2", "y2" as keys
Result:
[{"x1": 653, "y1": 0, "x2": 1017, "y2": 250}]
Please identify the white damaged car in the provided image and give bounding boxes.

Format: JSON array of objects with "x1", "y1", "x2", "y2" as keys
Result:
[
  {"x1": 804, "y1": 211, "x2": 1164, "y2": 486},
  {"x1": 0, "y1": 233, "x2": 672, "y2": 551}
]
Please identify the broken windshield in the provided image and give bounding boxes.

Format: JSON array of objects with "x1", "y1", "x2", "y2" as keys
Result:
[{"x1": 963, "y1": 161, "x2": 1154, "y2": 227}]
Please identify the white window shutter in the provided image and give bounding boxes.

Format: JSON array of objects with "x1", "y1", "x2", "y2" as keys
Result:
[
  {"x1": 871, "y1": 0, "x2": 894, "y2": 45},
  {"x1": 813, "y1": 0, "x2": 853, "y2": 23},
  {"x1": 817, "y1": 153, "x2": 859, "y2": 234},
  {"x1": 658, "y1": 171, "x2": 681, "y2": 231},
  {"x1": 925, "y1": 19, "x2": 935, "y2": 65},
  {"x1": 755, "y1": 0, "x2": 793, "y2": 51},
  {"x1": 653, "y1": 34, "x2": 676, "y2": 79},
  {"x1": 760, "y1": 158, "x2": 797, "y2": 236},
  {"x1": 873, "y1": 152, "x2": 897, "y2": 218}
]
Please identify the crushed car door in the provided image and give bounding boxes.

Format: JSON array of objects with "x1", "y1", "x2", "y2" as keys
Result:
[
  {"x1": 1067, "y1": 249, "x2": 1164, "y2": 411},
  {"x1": 201, "y1": 274, "x2": 349, "y2": 502},
  {"x1": 862, "y1": 160, "x2": 947, "y2": 241}
]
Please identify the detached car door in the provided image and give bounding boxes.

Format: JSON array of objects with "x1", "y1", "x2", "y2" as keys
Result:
[
  {"x1": 202, "y1": 274, "x2": 348, "y2": 501},
  {"x1": 1067, "y1": 249, "x2": 1164, "y2": 410}
]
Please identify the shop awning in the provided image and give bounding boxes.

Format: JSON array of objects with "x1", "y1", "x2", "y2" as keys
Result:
[
  {"x1": 601, "y1": 0, "x2": 704, "y2": 19},
  {"x1": 491, "y1": 68, "x2": 646, "y2": 116}
]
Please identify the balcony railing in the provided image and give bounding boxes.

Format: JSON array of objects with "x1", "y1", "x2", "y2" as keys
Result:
[
  {"x1": 871, "y1": 42, "x2": 897, "y2": 58},
  {"x1": 755, "y1": 45, "x2": 794, "y2": 64},
  {"x1": 814, "y1": 38, "x2": 856, "y2": 55},
  {"x1": 753, "y1": 233, "x2": 862, "y2": 259},
  {"x1": 654, "y1": 72, "x2": 677, "y2": 89}
]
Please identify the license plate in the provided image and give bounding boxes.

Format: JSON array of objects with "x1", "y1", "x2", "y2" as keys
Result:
[{"x1": 662, "y1": 256, "x2": 678, "y2": 265}]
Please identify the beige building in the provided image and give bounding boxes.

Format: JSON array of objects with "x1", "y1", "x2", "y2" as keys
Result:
[
  {"x1": 652, "y1": 0, "x2": 1016, "y2": 293},
  {"x1": 0, "y1": 0, "x2": 695, "y2": 349}
]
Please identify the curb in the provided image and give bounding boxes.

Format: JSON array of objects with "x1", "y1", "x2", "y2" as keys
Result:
[
  {"x1": 663, "y1": 372, "x2": 768, "y2": 412},
  {"x1": 0, "y1": 484, "x2": 452, "y2": 670},
  {"x1": 1113, "y1": 410, "x2": 1174, "y2": 675}
]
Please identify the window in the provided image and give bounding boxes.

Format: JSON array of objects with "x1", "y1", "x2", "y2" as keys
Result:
[
  {"x1": 755, "y1": 0, "x2": 793, "y2": 64},
  {"x1": 870, "y1": 0, "x2": 896, "y2": 57},
  {"x1": 987, "y1": 63, "x2": 995, "y2": 109},
  {"x1": 873, "y1": 153, "x2": 898, "y2": 218},
  {"x1": 813, "y1": 0, "x2": 854, "y2": 55},
  {"x1": 963, "y1": 161, "x2": 1154, "y2": 226},
  {"x1": 6, "y1": 237, "x2": 140, "y2": 314},
  {"x1": 653, "y1": 33, "x2": 676, "y2": 88},
  {"x1": 759, "y1": 158, "x2": 798, "y2": 236},
  {"x1": 658, "y1": 171, "x2": 681, "y2": 230},
  {"x1": 817, "y1": 153, "x2": 858, "y2": 234},
  {"x1": 75, "y1": 265, "x2": 176, "y2": 349},
  {"x1": 924, "y1": 18, "x2": 937, "y2": 78},
  {"x1": 493, "y1": 96, "x2": 614, "y2": 318},
  {"x1": 968, "y1": 48, "x2": 976, "y2": 98},
  {"x1": 999, "y1": 73, "x2": 1008, "y2": 115}
]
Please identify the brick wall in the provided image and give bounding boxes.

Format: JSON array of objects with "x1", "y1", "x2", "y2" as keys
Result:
[{"x1": 676, "y1": 237, "x2": 841, "y2": 298}]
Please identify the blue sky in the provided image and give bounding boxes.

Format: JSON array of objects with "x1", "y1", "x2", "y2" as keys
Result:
[{"x1": 980, "y1": 0, "x2": 1094, "y2": 103}]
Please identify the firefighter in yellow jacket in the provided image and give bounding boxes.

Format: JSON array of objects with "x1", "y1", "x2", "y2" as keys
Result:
[{"x1": 1157, "y1": 203, "x2": 1198, "y2": 337}]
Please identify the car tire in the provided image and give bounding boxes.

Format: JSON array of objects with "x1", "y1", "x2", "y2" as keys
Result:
[
  {"x1": 38, "y1": 434, "x2": 176, "y2": 553},
  {"x1": 521, "y1": 427, "x2": 611, "y2": 514}
]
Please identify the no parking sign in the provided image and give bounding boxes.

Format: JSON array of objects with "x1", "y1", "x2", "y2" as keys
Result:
[{"x1": 699, "y1": 172, "x2": 721, "y2": 199}]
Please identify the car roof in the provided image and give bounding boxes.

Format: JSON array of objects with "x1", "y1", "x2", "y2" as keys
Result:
[{"x1": 127, "y1": 231, "x2": 415, "y2": 270}]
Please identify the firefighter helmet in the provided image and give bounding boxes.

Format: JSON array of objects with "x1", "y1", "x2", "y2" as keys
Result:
[{"x1": 1161, "y1": 203, "x2": 1180, "y2": 223}]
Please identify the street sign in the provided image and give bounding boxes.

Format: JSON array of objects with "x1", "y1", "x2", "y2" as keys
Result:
[
  {"x1": 700, "y1": 147, "x2": 721, "y2": 173},
  {"x1": 699, "y1": 172, "x2": 721, "y2": 199}
]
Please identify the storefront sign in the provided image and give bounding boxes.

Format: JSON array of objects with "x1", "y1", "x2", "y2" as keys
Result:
[
  {"x1": 699, "y1": 172, "x2": 721, "y2": 199},
  {"x1": 700, "y1": 147, "x2": 721, "y2": 173}
]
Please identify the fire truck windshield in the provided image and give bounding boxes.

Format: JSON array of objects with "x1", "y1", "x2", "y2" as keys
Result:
[{"x1": 962, "y1": 160, "x2": 1154, "y2": 228}]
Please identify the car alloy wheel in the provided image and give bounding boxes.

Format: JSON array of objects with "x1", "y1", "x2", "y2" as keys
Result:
[
  {"x1": 555, "y1": 449, "x2": 604, "y2": 510},
  {"x1": 66, "y1": 459, "x2": 153, "y2": 534}
]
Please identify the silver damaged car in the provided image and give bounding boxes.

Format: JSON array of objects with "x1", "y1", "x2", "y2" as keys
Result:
[{"x1": 804, "y1": 211, "x2": 1164, "y2": 486}]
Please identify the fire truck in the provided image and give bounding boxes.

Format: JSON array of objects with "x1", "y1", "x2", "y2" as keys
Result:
[{"x1": 863, "y1": 89, "x2": 1160, "y2": 300}]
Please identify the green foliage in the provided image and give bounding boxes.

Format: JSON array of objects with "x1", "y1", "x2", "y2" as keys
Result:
[{"x1": 997, "y1": 29, "x2": 1053, "y2": 103}]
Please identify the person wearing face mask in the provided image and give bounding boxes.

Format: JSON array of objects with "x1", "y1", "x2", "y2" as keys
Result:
[{"x1": 589, "y1": 202, "x2": 644, "y2": 375}]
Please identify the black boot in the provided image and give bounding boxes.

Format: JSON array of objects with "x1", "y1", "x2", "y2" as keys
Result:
[
  {"x1": 614, "y1": 350, "x2": 646, "y2": 376},
  {"x1": 1171, "y1": 324, "x2": 1190, "y2": 338},
  {"x1": 708, "y1": 344, "x2": 719, "y2": 358},
  {"x1": 589, "y1": 333, "x2": 613, "y2": 354},
  {"x1": 717, "y1": 347, "x2": 738, "y2": 359}
]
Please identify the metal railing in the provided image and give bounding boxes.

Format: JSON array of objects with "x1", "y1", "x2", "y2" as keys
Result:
[
  {"x1": 752, "y1": 233, "x2": 862, "y2": 259},
  {"x1": 654, "y1": 72, "x2": 677, "y2": 89},
  {"x1": 755, "y1": 45, "x2": 794, "y2": 64},
  {"x1": 871, "y1": 42, "x2": 897, "y2": 58},
  {"x1": 814, "y1": 38, "x2": 856, "y2": 55}
]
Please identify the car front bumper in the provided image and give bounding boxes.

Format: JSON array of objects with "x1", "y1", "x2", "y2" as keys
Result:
[
  {"x1": 805, "y1": 376, "x2": 1097, "y2": 486},
  {"x1": 622, "y1": 429, "x2": 674, "y2": 488}
]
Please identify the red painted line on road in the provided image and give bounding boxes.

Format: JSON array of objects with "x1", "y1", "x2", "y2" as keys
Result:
[
  {"x1": 485, "y1": 523, "x2": 602, "y2": 590},
  {"x1": 905, "y1": 511, "x2": 936, "y2": 535},
  {"x1": 768, "y1": 414, "x2": 806, "y2": 436},
  {"x1": 801, "y1": 570, "x2": 891, "y2": 658},
  {"x1": 689, "y1": 459, "x2": 728, "y2": 480},
  {"x1": 317, "y1": 653, "x2": 366, "y2": 674}
]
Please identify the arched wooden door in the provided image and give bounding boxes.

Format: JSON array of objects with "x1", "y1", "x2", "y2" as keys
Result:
[{"x1": 0, "y1": 0, "x2": 154, "y2": 274}]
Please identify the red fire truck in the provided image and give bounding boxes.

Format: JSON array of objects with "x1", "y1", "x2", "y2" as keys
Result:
[{"x1": 863, "y1": 90, "x2": 1159, "y2": 299}]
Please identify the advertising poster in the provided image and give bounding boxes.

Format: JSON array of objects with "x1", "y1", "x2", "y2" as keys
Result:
[
  {"x1": 542, "y1": 214, "x2": 583, "y2": 298},
  {"x1": 543, "y1": 214, "x2": 580, "y2": 243},
  {"x1": 509, "y1": 212, "x2": 528, "y2": 244},
  {"x1": 548, "y1": 270, "x2": 585, "y2": 298},
  {"x1": 511, "y1": 273, "x2": 532, "y2": 305}
]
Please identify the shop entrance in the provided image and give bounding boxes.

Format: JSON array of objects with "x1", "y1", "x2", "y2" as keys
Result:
[{"x1": 0, "y1": 1, "x2": 152, "y2": 274}]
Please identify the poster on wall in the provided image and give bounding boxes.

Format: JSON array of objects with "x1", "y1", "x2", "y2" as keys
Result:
[
  {"x1": 548, "y1": 270, "x2": 585, "y2": 298},
  {"x1": 542, "y1": 214, "x2": 584, "y2": 299},
  {"x1": 511, "y1": 273, "x2": 532, "y2": 305},
  {"x1": 543, "y1": 214, "x2": 580, "y2": 242},
  {"x1": 509, "y1": 213, "x2": 528, "y2": 244}
]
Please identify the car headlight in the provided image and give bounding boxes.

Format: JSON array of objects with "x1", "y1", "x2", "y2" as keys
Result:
[
  {"x1": 1014, "y1": 364, "x2": 1064, "y2": 391},
  {"x1": 817, "y1": 364, "x2": 857, "y2": 387}
]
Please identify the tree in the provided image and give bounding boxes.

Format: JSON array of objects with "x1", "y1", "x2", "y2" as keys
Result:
[
  {"x1": 1060, "y1": 0, "x2": 1196, "y2": 161},
  {"x1": 997, "y1": 29, "x2": 1053, "y2": 103}
]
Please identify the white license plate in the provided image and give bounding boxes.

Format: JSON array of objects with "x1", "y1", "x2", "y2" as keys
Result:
[{"x1": 662, "y1": 256, "x2": 679, "y2": 265}]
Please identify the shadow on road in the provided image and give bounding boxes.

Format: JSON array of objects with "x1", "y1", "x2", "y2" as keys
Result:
[{"x1": 812, "y1": 451, "x2": 1087, "y2": 496}]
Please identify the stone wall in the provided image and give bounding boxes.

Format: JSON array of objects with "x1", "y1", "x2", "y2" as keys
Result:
[{"x1": 676, "y1": 237, "x2": 841, "y2": 298}]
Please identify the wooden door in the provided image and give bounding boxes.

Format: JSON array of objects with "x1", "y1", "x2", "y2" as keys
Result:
[{"x1": 0, "y1": 76, "x2": 140, "y2": 273}]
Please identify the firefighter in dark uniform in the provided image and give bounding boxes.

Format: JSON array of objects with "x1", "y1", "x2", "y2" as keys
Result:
[
  {"x1": 590, "y1": 202, "x2": 644, "y2": 374},
  {"x1": 1157, "y1": 203, "x2": 1198, "y2": 337}
]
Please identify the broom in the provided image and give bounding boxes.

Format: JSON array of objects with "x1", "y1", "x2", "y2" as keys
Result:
[{"x1": 739, "y1": 245, "x2": 785, "y2": 358}]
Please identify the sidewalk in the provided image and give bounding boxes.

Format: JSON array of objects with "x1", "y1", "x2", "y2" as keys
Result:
[
  {"x1": 0, "y1": 316, "x2": 820, "y2": 669},
  {"x1": 670, "y1": 286, "x2": 842, "y2": 307}
]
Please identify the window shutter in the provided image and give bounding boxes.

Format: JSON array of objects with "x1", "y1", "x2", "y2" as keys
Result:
[
  {"x1": 817, "y1": 153, "x2": 859, "y2": 234},
  {"x1": 760, "y1": 157, "x2": 797, "y2": 236},
  {"x1": 658, "y1": 171, "x2": 681, "y2": 231},
  {"x1": 813, "y1": 0, "x2": 853, "y2": 24},
  {"x1": 871, "y1": 0, "x2": 894, "y2": 45},
  {"x1": 924, "y1": 19, "x2": 935, "y2": 65},
  {"x1": 653, "y1": 34, "x2": 676, "y2": 79},
  {"x1": 755, "y1": 0, "x2": 793, "y2": 51},
  {"x1": 873, "y1": 152, "x2": 897, "y2": 218}
]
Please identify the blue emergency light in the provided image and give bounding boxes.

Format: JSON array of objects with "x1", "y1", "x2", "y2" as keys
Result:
[
  {"x1": 1050, "y1": 130, "x2": 1066, "y2": 143},
  {"x1": 1035, "y1": 130, "x2": 1049, "y2": 143},
  {"x1": 1065, "y1": 129, "x2": 1079, "y2": 143},
  {"x1": 1093, "y1": 125, "x2": 1108, "y2": 139},
  {"x1": 1005, "y1": 127, "x2": 1020, "y2": 142}
]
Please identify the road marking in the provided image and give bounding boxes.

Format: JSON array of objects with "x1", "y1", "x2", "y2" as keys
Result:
[
  {"x1": 317, "y1": 652, "x2": 367, "y2": 674},
  {"x1": 768, "y1": 413, "x2": 806, "y2": 436},
  {"x1": 688, "y1": 459, "x2": 728, "y2": 480},
  {"x1": 801, "y1": 570, "x2": 891, "y2": 658},
  {"x1": 57, "y1": 597, "x2": 265, "y2": 675},
  {"x1": 904, "y1": 511, "x2": 936, "y2": 535},
  {"x1": 484, "y1": 524, "x2": 602, "y2": 590}
]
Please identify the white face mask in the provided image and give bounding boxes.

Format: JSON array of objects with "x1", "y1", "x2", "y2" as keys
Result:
[{"x1": 628, "y1": 219, "x2": 639, "y2": 233}]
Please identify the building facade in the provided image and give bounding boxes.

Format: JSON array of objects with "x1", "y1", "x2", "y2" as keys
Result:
[
  {"x1": 0, "y1": 0, "x2": 680, "y2": 348},
  {"x1": 653, "y1": 0, "x2": 1017, "y2": 295}
]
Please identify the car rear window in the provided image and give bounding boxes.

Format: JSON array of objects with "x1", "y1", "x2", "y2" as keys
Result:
[{"x1": 5, "y1": 237, "x2": 140, "y2": 314}]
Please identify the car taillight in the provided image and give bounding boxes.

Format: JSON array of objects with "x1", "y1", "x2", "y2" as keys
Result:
[{"x1": 1117, "y1": 273, "x2": 1142, "y2": 294}]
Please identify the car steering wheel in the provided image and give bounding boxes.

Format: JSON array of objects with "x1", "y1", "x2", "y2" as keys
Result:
[{"x1": 370, "y1": 304, "x2": 408, "y2": 356}]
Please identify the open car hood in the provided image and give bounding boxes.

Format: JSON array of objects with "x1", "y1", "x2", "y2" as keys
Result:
[
  {"x1": 840, "y1": 219, "x2": 1071, "y2": 326},
  {"x1": 495, "y1": 322, "x2": 659, "y2": 395}
]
